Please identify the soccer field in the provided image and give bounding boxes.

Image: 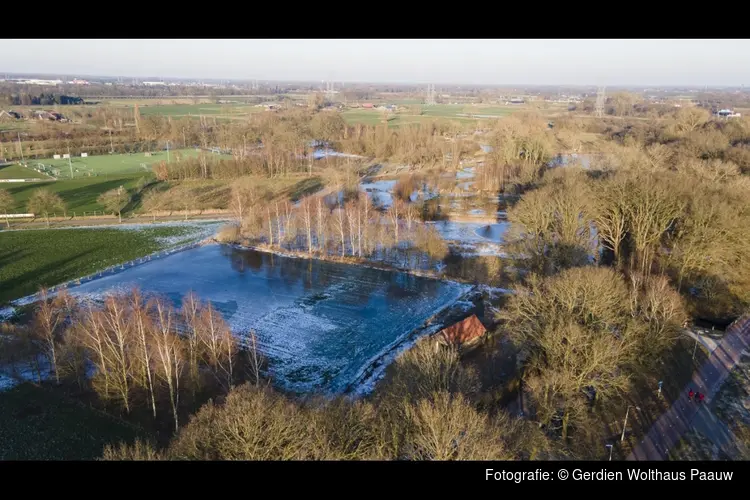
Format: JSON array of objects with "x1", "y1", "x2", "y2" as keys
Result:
[{"x1": 38, "y1": 149, "x2": 210, "y2": 179}]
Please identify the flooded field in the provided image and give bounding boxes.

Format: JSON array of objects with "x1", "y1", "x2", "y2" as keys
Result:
[{"x1": 62, "y1": 244, "x2": 470, "y2": 394}]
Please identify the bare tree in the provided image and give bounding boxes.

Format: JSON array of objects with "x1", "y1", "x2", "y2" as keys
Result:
[
  {"x1": 197, "y1": 302, "x2": 235, "y2": 390},
  {"x1": 345, "y1": 201, "x2": 358, "y2": 257},
  {"x1": 27, "y1": 188, "x2": 65, "y2": 227},
  {"x1": 266, "y1": 205, "x2": 274, "y2": 246},
  {"x1": 316, "y1": 196, "x2": 327, "y2": 253},
  {"x1": 181, "y1": 292, "x2": 202, "y2": 389},
  {"x1": 593, "y1": 177, "x2": 630, "y2": 267},
  {"x1": 97, "y1": 185, "x2": 130, "y2": 223},
  {"x1": 152, "y1": 298, "x2": 184, "y2": 433},
  {"x1": 389, "y1": 199, "x2": 403, "y2": 243},
  {"x1": 403, "y1": 201, "x2": 419, "y2": 233},
  {"x1": 0, "y1": 188, "x2": 14, "y2": 228},
  {"x1": 334, "y1": 207, "x2": 347, "y2": 257},
  {"x1": 31, "y1": 288, "x2": 71, "y2": 384},
  {"x1": 130, "y1": 289, "x2": 157, "y2": 418},
  {"x1": 301, "y1": 196, "x2": 314, "y2": 254},
  {"x1": 100, "y1": 294, "x2": 133, "y2": 413},
  {"x1": 74, "y1": 302, "x2": 110, "y2": 399},
  {"x1": 246, "y1": 330, "x2": 263, "y2": 386}
]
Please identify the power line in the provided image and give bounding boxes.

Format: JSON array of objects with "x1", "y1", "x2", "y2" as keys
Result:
[
  {"x1": 594, "y1": 86, "x2": 606, "y2": 118},
  {"x1": 425, "y1": 84, "x2": 436, "y2": 106}
]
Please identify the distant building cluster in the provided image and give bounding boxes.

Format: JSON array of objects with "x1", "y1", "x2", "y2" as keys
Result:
[
  {"x1": 4, "y1": 78, "x2": 89, "y2": 86},
  {"x1": 11, "y1": 79, "x2": 64, "y2": 86}
]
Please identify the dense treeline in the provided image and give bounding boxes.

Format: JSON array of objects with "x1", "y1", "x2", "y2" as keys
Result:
[
  {"x1": 505, "y1": 110, "x2": 750, "y2": 322},
  {"x1": 499, "y1": 267, "x2": 687, "y2": 439}
]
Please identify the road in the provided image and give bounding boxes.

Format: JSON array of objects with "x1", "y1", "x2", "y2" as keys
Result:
[{"x1": 627, "y1": 314, "x2": 750, "y2": 461}]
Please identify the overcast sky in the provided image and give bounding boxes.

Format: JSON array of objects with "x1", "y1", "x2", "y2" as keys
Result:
[{"x1": 2, "y1": 39, "x2": 749, "y2": 86}]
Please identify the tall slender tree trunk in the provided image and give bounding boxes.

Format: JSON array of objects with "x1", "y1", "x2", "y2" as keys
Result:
[{"x1": 267, "y1": 206, "x2": 274, "y2": 246}]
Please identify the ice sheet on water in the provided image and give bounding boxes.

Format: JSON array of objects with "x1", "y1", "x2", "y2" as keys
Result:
[
  {"x1": 456, "y1": 167, "x2": 476, "y2": 179},
  {"x1": 429, "y1": 220, "x2": 510, "y2": 245},
  {"x1": 360, "y1": 179, "x2": 397, "y2": 208},
  {"x1": 61, "y1": 244, "x2": 471, "y2": 394}
]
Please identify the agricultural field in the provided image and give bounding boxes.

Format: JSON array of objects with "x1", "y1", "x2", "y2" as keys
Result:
[
  {"x1": 137, "y1": 103, "x2": 264, "y2": 118},
  {"x1": 341, "y1": 103, "x2": 522, "y2": 127},
  {"x1": 0, "y1": 383, "x2": 144, "y2": 460},
  {"x1": 342, "y1": 109, "x2": 475, "y2": 127},
  {"x1": 0, "y1": 223, "x2": 219, "y2": 304},
  {"x1": 0, "y1": 163, "x2": 51, "y2": 180},
  {"x1": 39, "y1": 149, "x2": 212, "y2": 178}
]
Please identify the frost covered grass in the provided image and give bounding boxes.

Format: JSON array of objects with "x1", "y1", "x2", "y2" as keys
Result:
[{"x1": 0, "y1": 222, "x2": 218, "y2": 304}]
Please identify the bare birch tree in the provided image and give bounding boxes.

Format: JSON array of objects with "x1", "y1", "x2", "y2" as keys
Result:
[
  {"x1": 153, "y1": 298, "x2": 183, "y2": 432},
  {"x1": 334, "y1": 207, "x2": 347, "y2": 257},
  {"x1": 31, "y1": 288, "x2": 70, "y2": 384},
  {"x1": 130, "y1": 289, "x2": 157, "y2": 418}
]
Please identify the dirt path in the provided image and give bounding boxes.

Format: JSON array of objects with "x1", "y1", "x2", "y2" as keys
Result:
[{"x1": 627, "y1": 314, "x2": 750, "y2": 461}]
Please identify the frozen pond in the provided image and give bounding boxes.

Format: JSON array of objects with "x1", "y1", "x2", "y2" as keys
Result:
[
  {"x1": 548, "y1": 153, "x2": 593, "y2": 169},
  {"x1": 63, "y1": 244, "x2": 469, "y2": 394},
  {"x1": 428, "y1": 221, "x2": 509, "y2": 257},
  {"x1": 360, "y1": 179, "x2": 398, "y2": 208},
  {"x1": 429, "y1": 221, "x2": 509, "y2": 245}
]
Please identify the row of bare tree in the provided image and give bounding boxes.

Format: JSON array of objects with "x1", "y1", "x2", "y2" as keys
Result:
[
  {"x1": 8, "y1": 288, "x2": 259, "y2": 433},
  {"x1": 228, "y1": 184, "x2": 448, "y2": 264}
]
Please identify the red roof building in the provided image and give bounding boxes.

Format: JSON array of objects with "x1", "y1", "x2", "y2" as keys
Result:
[{"x1": 436, "y1": 314, "x2": 487, "y2": 346}]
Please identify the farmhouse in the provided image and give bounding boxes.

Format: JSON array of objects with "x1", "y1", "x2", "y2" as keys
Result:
[{"x1": 435, "y1": 314, "x2": 487, "y2": 347}]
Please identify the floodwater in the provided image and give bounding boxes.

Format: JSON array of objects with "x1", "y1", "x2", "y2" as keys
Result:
[
  {"x1": 430, "y1": 221, "x2": 509, "y2": 245},
  {"x1": 548, "y1": 153, "x2": 593, "y2": 169},
  {"x1": 64, "y1": 244, "x2": 469, "y2": 394}
]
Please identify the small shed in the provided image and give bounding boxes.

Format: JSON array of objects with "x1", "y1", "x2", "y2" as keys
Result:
[{"x1": 436, "y1": 314, "x2": 487, "y2": 347}]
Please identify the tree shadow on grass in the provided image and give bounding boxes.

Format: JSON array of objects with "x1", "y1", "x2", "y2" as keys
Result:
[
  {"x1": 285, "y1": 177, "x2": 323, "y2": 202},
  {"x1": 0, "y1": 249, "x2": 96, "y2": 304}
]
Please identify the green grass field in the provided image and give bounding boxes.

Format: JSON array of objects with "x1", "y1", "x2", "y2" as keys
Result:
[
  {"x1": 40, "y1": 149, "x2": 209, "y2": 178},
  {"x1": 5, "y1": 172, "x2": 148, "y2": 214},
  {"x1": 138, "y1": 103, "x2": 264, "y2": 117},
  {"x1": 0, "y1": 383, "x2": 145, "y2": 460},
  {"x1": 342, "y1": 104, "x2": 516, "y2": 127},
  {"x1": 342, "y1": 109, "x2": 480, "y2": 127},
  {"x1": 0, "y1": 163, "x2": 51, "y2": 180},
  {"x1": 0, "y1": 225, "x2": 212, "y2": 304}
]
